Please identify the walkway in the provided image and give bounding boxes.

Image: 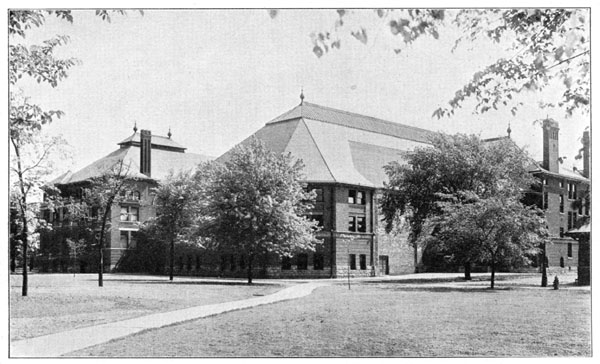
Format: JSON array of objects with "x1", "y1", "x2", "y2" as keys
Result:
[{"x1": 10, "y1": 281, "x2": 330, "y2": 358}]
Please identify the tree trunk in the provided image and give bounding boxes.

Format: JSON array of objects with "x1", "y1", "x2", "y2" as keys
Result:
[
  {"x1": 541, "y1": 243, "x2": 548, "y2": 287},
  {"x1": 464, "y1": 261, "x2": 472, "y2": 280},
  {"x1": 21, "y1": 229, "x2": 28, "y2": 297},
  {"x1": 490, "y1": 261, "x2": 495, "y2": 289},
  {"x1": 413, "y1": 243, "x2": 419, "y2": 273},
  {"x1": 12, "y1": 139, "x2": 29, "y2": 296},
  {"x1": 98, "y1": 205, "x2": 111, "y2": 287},
  {"x1": 169, "y1": 237, "x2": 175, "y2": 281},
  {"x1": 98, "y1": 230, "x2": 104, "y2": 287},
  {"x1": 247, "y1": 254, "x2": 253, "y2": 285}
]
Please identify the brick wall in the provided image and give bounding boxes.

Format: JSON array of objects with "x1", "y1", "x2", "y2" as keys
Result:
[{"x1": 377, "y1": 225, "x2": 419, "y2": 275}]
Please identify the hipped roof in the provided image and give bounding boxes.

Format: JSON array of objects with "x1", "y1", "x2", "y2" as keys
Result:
[
  {"x1": 218, "y1": 102, "x2": 434, "y2": 188},
  {"x1": 52, "y1": 137, "x2": 212, "y2": 185}
]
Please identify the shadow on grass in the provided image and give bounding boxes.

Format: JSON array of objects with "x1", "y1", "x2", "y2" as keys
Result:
[
  {"x1": 84, "y1": 279, "x2": 275, "y2": 287},
  {"x1": 361, "y1": 274, "x2": 536, "y2": 286},
  {"x1": 373, "y1": 285, "x2": 513, "y2": 293}
]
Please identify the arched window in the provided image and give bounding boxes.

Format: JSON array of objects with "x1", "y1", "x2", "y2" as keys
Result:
[{"x1": 560, "y1": 257, "x2": 565, "y2": 268}]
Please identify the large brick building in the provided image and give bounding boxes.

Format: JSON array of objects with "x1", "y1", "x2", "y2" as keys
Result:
[
  {"x1": 528, "y1": 120, "x2": 590, "y2": 271},
  {"x1": 43, "y1": 127, "x2": 212, "y2": 270},
  {"x1": 42, "y1": 101, "x2": 589, "y2": 278},
  {"x1": 217, "y1": 100, "x2": 434, "y2": 277}
]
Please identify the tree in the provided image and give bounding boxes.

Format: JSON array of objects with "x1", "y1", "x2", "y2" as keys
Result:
[
  {"x1": 9, "y1": 10, "x2": 138, "y2": 295},
  {"x1": 147, "y1": 171, "x2": 201, "y2": 281},
  {"x1": 380, "y1": 133, "x2": 536, "y2": 276},
  {"x1": 432, "y1": 195, "x2": 548, "y2": 289},
  {"x1": 195, "y1": 138, "x2": 320, "y2": 284},
  {"x1": 84, "y1": 161, "x2": 138, "y2": 287},
  {"x1": 298, "y1": 9, "x2": 589, "y2": 119},
  {"x1": 9, "y1": 123, "x2": 68, "y2": 296}
]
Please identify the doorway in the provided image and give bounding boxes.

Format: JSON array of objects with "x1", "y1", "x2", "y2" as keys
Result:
[{"x1": 379, "y1": 255, "x2": 389, "y2": 275}]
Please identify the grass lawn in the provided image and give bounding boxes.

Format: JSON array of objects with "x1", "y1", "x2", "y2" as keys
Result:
[
  {"x1": 70, "y1": 275, "x2": 591, "y2": 357},
  {"x1": 10, "y1": 273, "x2": 283, "y2": 341}
]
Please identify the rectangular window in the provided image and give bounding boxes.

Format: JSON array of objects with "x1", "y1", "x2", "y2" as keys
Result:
[
  {"x1": 357, "y1": 216, "x2": 366, "y2": 232},
  {"x1": 559, "y1": 227, "x2": 564, "y2": 238},
  {"x1": 568, "y1": 243, "x2": 573, "y2": 258},
  {"x1": 567, "y1": 212, "x2": 573, "y2": 230},
  {"x1": 281, "y1": 256, "x2": 292, "y2": 270},
  {"x1": 348, "y1": 216, "x2": 356, "y2": 232},
  {"x1": 568, "y1": 183, "x2": 576, "y2": 199},
  {"x1": 559, "y1": 180, "x2": 564, "y2": 188},
  {"x1": 356, "y1": 191, "x2": 365, "y2": 205},
  {"x1": 129, "y1": 207, "x2": 139, "y2": 222},
  {"x1": 349, "y1": 254, "x2": 356, "y2": 270},
  {"x1": 239, "y1": 255, "x2": 245, "y2": 270},
  {"x1": 359, "y1": 254, "x2": 367, "y2": 270},
  {"x1": 314, "y1": 188, "x2": 323, "y2": 202},
  {"x1": 543, "y1": 178, "x2": 548, "y2": 185},
  {"x1": 348, "y1": 189, "x2": 356, "y2": 204},
  {"x1": 129, "y1": 232, "x2": 137, "y2": 249},
  {"x1": 120, "y1": 206, "x2": 128, "y2": 221},
  {"x1": 348, "y1": 189, "x2": 366, "y2": 205},
  {"x1": 559, "y1": 195, "x2": 564, "y2": 213},
  {"x1": 578, "y1": 200, "x2": 583, "y2": 215},
  {"x1": 120, "y1": 206, "x2": 139, "y2": 222},
  {"x1": 119, "y1": 231, "x2": 128, "y2": 249},
  {"x1": 313, "y1": 253, "x2": 324, "y2": 270},
  {"x1": 543, "y1": 192, "x2": 548, "y2": 210},
  {"x1": 297, "y1": 253, "x2": 308, "y2": 270}
]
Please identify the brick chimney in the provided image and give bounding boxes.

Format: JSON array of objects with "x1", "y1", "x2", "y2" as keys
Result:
[
  {"x1": 542, "y1": 119, "x2": 560, "y2": 173},
  {"x1": 140, "y1": 130, "x2": 151, "y2": 177},
  {"x1": 582, "y1": 130, "x2": 590, "y2": 178}
]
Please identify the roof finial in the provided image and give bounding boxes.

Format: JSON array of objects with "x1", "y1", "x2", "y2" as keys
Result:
[
  {"x1": 133, "y1": 121, "x2": 138, "y2": 133},
  {"x1": 300, "y1": 87, "x2": 304, "y2": 105},
  {"x1": 507, "y1": 121, "x2": 512, "y2": 138},
  {"x1": 167, "y1": 127, "x2": 172, "y2": 139}
]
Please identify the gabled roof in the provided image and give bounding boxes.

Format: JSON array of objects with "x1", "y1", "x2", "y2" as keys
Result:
[{"x1": 218, "y1": 102, "x2": 433, "y2": 188}]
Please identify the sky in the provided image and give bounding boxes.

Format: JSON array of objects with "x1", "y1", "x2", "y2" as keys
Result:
[{"x1": 11, "y1": 8, "x2": 591, "y2": 176}]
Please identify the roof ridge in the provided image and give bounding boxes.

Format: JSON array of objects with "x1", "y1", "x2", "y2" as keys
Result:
[
  {"x1": 301, "y1": 101, "x2": 433, "y2": 134},
  {"x1": 300, "y1": 119, "x2": 335, "y2": 182}
]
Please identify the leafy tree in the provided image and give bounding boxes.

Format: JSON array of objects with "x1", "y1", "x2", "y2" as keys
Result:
[
  {"x1": 298, "y1": 9, "x2": 589, "y2": 119},
  {"x1": 147, "y1": 171, "x2": 201, "y2": 281},
  {"x1": 380, "y1": 133, "x2": 536, "y2": 276},
  {"x1": 432, "y1": 195, "x2": 548, "y2": 288},
  {"x1": 10, "y1": 125, "x2": 68, "y2": 296},
  {"x1": 9, "y1": 9, "x2": 138, "y2": 295},
  {"x1": 195, "y1": 138, "x2": 320, "y2": 284},
  {"x1": 83, "y1": 161, "x2": 137, "y2": 286}
]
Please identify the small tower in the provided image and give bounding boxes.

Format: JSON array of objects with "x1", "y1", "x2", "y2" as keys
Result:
[
  {"x1": 133, "y1": 121, "x2": 138, "y2": 133},
  {"x1": 506, "y1": 122, "x2": 512, "y2": 138},
  {"x1": 167, "y1": 127, "x2": 172, "y2": 139},
  {"x1": 300, "y1": 88, "x2": 305, "y2": 105},
  {"x1": 542, "y1": 118, "x2": 560, "y2": 173}
]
